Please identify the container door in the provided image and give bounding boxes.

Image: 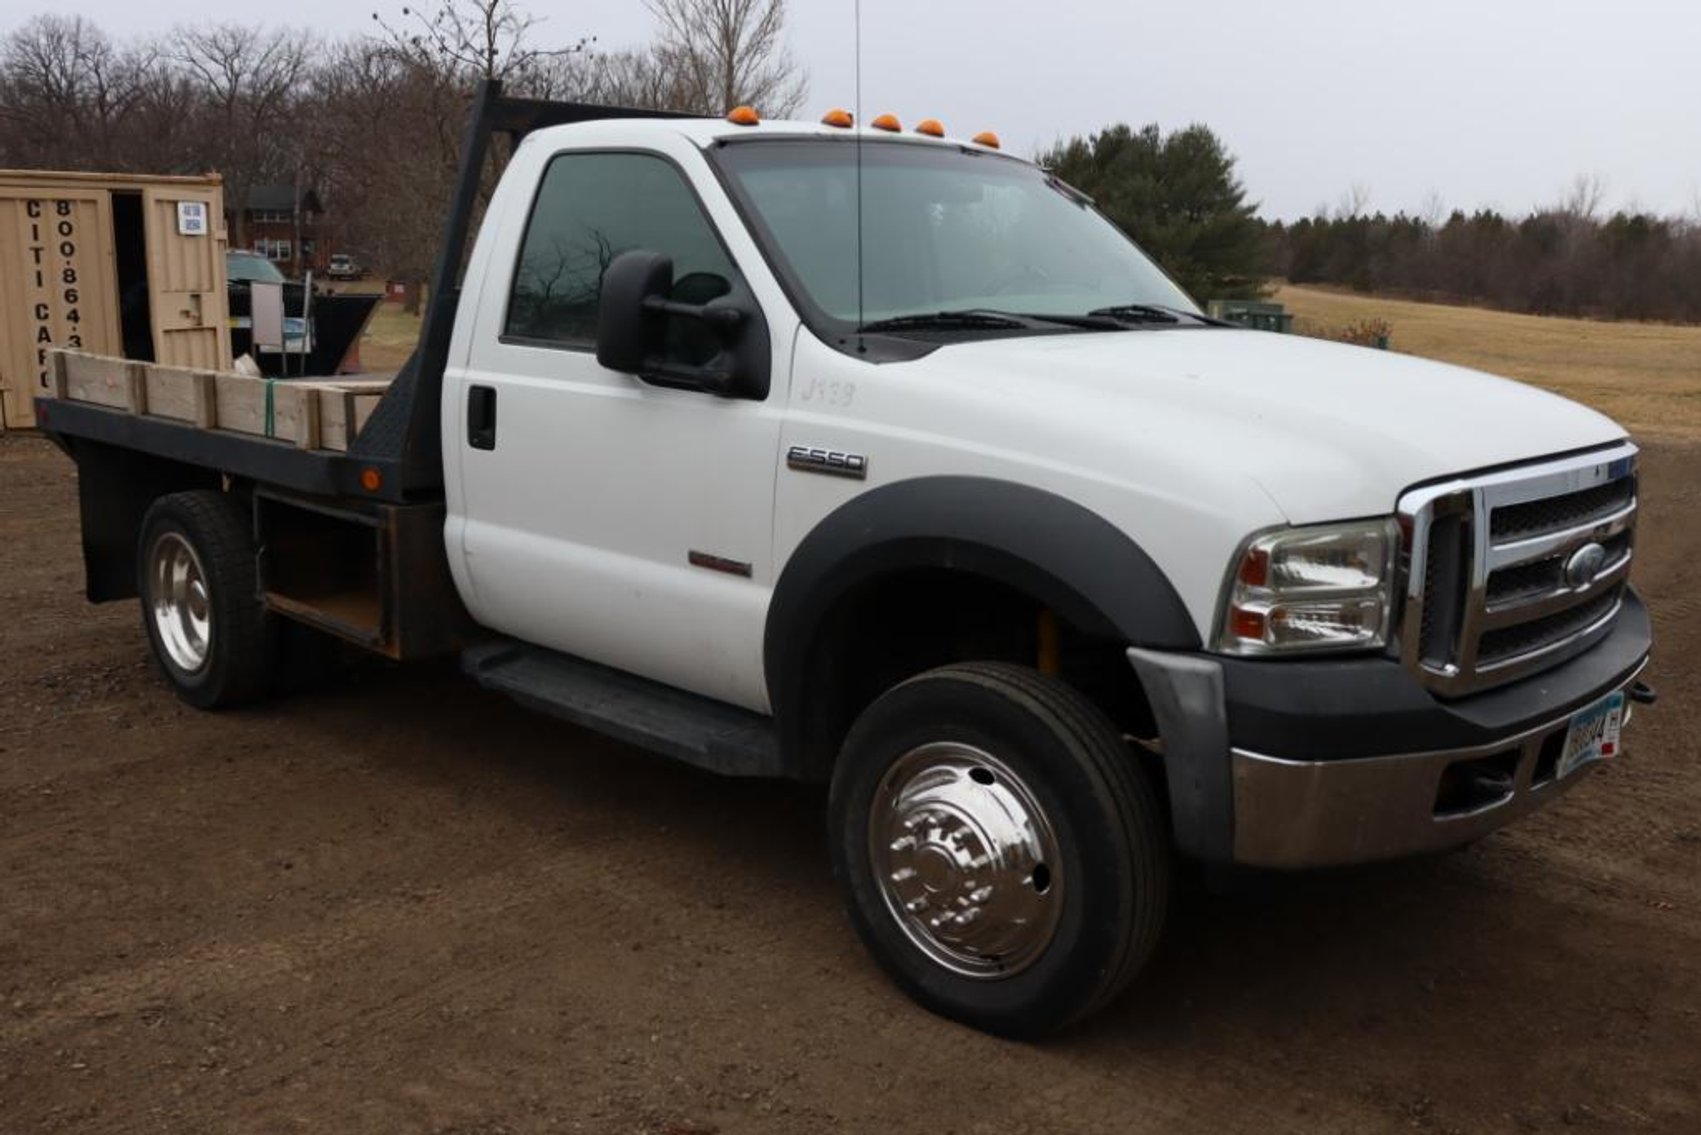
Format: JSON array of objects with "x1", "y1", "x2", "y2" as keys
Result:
[
  {"x1": 141, "y1": 185, "x2": 232, "y2": 374},
  {"x1": 0, "y1": 188, "x2": 121, "y2": 429}
]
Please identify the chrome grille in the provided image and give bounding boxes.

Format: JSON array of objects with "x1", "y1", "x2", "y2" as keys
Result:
[
  {"x1": 1489, "y1": 478, "x2": 1635, "y2": 540},
  {"x1": 1399, "y1": 442, "x2": 1638, "y2": 697}
]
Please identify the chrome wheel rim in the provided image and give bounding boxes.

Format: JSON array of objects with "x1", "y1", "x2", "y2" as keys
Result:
[
  {"x1": 869, "y1": 742, "x2": 1063, "y2": 979},
  {"x1": 148, "y1": 532, "x2": 211, "y2": 674}
]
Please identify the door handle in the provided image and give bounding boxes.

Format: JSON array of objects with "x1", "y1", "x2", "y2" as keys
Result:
[{"x1": 467, "y1": 384, "x2": 497, "y2": 450}]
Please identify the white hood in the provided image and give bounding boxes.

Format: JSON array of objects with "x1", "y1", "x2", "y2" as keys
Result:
[{"x1": 904, "y1": 327, "x2": 1627, "y2": 522}]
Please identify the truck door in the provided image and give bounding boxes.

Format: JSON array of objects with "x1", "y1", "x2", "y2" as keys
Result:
[
  {"x1": 140, "y1": 184, "x2": 232, "y2": 372},
  {"x1": 448, "y1": 149, "x2": 785, "y2": 713}
]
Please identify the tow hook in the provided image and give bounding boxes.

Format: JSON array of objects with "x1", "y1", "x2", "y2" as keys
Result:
[{"x1": 1630, "y1": 680, "x2": 1658, "y2": 706}]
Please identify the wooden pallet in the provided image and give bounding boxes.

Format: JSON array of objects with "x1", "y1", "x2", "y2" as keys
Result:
[{"x1": 46, "y1": 350, "x2": 391, "y2": 453}]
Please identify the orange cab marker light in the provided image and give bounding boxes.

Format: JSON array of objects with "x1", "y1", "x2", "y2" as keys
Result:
[
  {"x1": 915, "y1": 118, "x2": 945, "y2": 138},
  {"x1": 360, "y1": 467, "x2": 383, "y2": 493},
  {"x1": 972, "y1": 130, "x2": 1001, "y2": 149},
  {"x1": 726, "y1": 105, "x2": 760, "y2": 126},
  {"x1": 871, "y1": 113, "x2": 902, "y2": 132},
  {"x1": 821, "y1": 108, "x2": 854, "y2": 128}
]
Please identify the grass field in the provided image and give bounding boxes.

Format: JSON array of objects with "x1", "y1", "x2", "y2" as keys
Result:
[
  {"x1": 359, "y1": 300, "x2": 424, "y2": 372},
  {"x1": 1276, "y1": 284, "x2": 1701, "y2": 440},
  {"x1": 353, "y1": 286, "x2": 1701, "y2": 440}
]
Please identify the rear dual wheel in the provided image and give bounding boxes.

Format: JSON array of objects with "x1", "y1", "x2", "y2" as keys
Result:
[
  {"x1": 830, "y1": 662, "x2": 1170, "y2": 1038},
  {"x1": 137, "y1": 491, "x2": 275, "y2": 708}
]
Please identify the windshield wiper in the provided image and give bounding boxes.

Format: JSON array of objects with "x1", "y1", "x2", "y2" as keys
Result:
[
  {"x1": 1085, "y1": 303, "x2": 1182, "y2": 324},
  {"x1": 1019, "y1": 312, "x2": 1128, "y2": 330},
  {"x1": 1086, "y1": 303, "x2": 1233, "y2": 327},
  {"x1": 857, "y1": 309, "x2": 1039, "y2": 333}
]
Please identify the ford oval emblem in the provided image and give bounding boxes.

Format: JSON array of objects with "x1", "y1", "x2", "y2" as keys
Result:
[{"x1": 1564, "y1": 542, "x2": 1607, "y2": 588}]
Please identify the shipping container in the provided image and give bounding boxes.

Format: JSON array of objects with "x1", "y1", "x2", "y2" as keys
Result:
[{"x1": 0, "y1": 171, "x2": 231, "y2": 431}]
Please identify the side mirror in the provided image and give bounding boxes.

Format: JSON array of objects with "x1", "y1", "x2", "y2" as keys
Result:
[{"x1": 596, "y1": 249, "x2": 769, "y2": 399}]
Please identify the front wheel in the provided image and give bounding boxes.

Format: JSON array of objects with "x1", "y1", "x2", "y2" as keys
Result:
[{"x1": 829, "y1": 662, "x2": 1170, "y2": 1037}]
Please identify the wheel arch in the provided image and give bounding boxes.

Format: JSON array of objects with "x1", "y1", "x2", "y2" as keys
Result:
[{"x1": 764, "y1": 476, "x2": 1200, "y2": 778}]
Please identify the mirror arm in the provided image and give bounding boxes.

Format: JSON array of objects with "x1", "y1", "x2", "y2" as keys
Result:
[
  {"x1": 640, "y1": 359, "x2": 738, "y2": 394},
  {"x1": 641, "y1": 295, "x2": 746, "y2": 329}
]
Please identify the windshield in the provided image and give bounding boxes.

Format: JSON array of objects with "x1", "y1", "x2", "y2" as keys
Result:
[
  {"x1": 713, "y1": 138, "x2": 1198, "y2": 329},
  {"x1": 227, "y1": 251, "x2": 286, "y2": 285}
]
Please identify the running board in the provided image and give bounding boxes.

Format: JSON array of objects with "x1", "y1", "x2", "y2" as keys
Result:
[{"x1": 461, "y1": 642, "x2": 784, "y2": 778}]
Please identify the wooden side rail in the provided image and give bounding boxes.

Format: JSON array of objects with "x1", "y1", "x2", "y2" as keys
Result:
[{"x1": 46, "y1": 350, "x2": 391, "y2": 454}]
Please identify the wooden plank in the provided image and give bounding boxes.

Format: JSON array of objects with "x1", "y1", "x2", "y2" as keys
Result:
[
  {"x1": 321, "y1": 379, "x2": 394, "y2": 393},
  {"x1": 192, "y1": 371, "x2": 217, "y2": 430},
  {"x1": 317, "y1": 387, "x2": 367, "y2": 452},
  {"x1": 214, "y1": 373, "x2": 268, "y2": 437},
  {"x1": 314, "y1": 379, "x2": 389, "y2": 451},
  {"x1": 123, "y1": 361, "x2": 148, "y2": 415},
  {"x1": 142, "y1": 364, "x2": 200, "y2": 422},
  {"x1": 61, "y1": 352, "x2": 129, "y2": 408},
  {"x1": 351, "y1": 392, "x2": 381, "y2": 438},
  {"x1": 294, "y1": 384, "x2": 321, "y2": 451},
  {"x1": 43, "y1": 349, "x2": 392, "y2": 451}
]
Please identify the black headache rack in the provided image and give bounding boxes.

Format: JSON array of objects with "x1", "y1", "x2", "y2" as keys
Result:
[{"x1": 349, "y1": 81, "x2": 701, "y2": 501}]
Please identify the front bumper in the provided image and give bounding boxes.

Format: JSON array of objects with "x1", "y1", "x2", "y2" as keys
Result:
[
  {"x1": 1127, "y1": 588, "x2": 1653, "y2": 869},
  {"x1": 1229, "y1": 664, "x2": 1644, "y2": 867}
]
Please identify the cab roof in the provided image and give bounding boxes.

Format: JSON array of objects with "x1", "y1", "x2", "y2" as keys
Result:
[{"x1": 527, "y1": 114, "x2": 1014, "y2": 158}]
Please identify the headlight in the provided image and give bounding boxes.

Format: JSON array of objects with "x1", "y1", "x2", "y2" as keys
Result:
[{"x1": 1216, "y1": 518, "x2": 1401, "y2": 655}]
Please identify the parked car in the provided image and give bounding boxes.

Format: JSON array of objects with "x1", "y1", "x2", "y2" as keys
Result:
[
  {"x1": 326, "y1": 253, "x2": 364, "y2": 280},
  {"x1": 36, "y1": 85, "x2": 1655, "y2": 1038}
]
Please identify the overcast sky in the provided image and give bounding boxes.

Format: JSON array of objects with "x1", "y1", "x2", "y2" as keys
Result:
[{"x1": 29, "y1": 0, "x2": 1701, "y2": 220}]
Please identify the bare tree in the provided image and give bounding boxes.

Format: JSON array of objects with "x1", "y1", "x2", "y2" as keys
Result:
[
  {"x1": 0, "y1": 16, "x2": 155, "y2": 169},
  {"x1": 641, "y1": 0, "x2": 806, "y2": 115},
  {"x1": 1558, "y1": 172, "x2": 1608, "y2": 221},
  {"x1": 170, "y1": 24, "x2": 315, "y2": 248},
  {"x1": 372, "y1": 0, "x2": 592, "y2": 84},
  {"x1": 1332, "y1": 181, "x2": 1372, "y2": 220},
  {"x1": 583, "y1": 47, "x2": 687, "y2": 109},
  {"x1": 0, "y1": 4, "x2": 812, "y2": 310},
  {"x1": 1419, "y1": 189, "x2": 1448, "y2": 230}
]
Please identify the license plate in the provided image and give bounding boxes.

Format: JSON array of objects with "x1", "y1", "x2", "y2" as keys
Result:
[{"x1": 1557, "y1": 691, "x2": 1626, "y2": 780}]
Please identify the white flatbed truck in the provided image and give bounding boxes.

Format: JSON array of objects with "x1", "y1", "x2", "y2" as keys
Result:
[{"x1": 37, "y1": 83, "x2": 1655, "y2": 1036}]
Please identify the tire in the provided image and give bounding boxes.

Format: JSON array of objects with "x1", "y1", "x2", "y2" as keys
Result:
[
  {"x1": 136, "y1": 490, "x2": 274, "y2": 709},
  {"x1": 829, "y1": 662, "x2": 1171, "y2": 1038}
]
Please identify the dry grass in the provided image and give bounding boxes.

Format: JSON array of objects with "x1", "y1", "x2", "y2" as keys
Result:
[
  {"x1": 1276, "y1": 285, "x2": 1701, "y2": 440},
  {"x1": 359, "y1": 300, "x2": 423, "y2": 373}
]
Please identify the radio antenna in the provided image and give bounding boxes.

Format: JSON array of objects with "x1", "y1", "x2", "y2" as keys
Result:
[{"x1": 854, "y1": 0, "x2": 865, "y2": 344}]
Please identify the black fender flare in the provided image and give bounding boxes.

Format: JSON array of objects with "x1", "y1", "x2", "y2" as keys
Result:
[{"x1": 764, "y1": 476, "x2": 1200, "y2": 768}]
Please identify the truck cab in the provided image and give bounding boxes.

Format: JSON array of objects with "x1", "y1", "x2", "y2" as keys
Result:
[{"x1": 37, "y1": 89, "x2": 1654, "y2": 1038}]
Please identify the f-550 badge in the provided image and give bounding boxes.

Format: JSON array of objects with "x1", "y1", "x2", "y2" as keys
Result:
[{"x1": 786, "y1": 445, "x2": 868, "y2": 480}]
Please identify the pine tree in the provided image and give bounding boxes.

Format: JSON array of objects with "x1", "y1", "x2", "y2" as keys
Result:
[{"x1": 1038, "y1": 123, "x2": 1268, "y2": 301}]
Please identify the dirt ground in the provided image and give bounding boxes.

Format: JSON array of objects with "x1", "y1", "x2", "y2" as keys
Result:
[{"x1": 1, "y1": 431, "x2": 1698, "y2": 1135}]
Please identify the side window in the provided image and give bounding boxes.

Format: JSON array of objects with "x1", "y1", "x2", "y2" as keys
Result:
[{"x1": 505, "y1": 152, "x2": 742, "y2": 348}]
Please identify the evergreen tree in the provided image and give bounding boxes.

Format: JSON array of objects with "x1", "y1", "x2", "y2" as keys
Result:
[{"x1": 1038, "y1": 123, "x2": 1268, "y2": 301}]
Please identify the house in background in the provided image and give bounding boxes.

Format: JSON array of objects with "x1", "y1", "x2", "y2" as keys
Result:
[{"x1": 235, "y1": 185, "x2": 326, "y2": 277}]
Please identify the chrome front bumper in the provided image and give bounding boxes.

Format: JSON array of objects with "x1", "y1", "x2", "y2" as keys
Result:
[{"x1": 1229, "y1": 663, "x2": 1645, "y2": 868}]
